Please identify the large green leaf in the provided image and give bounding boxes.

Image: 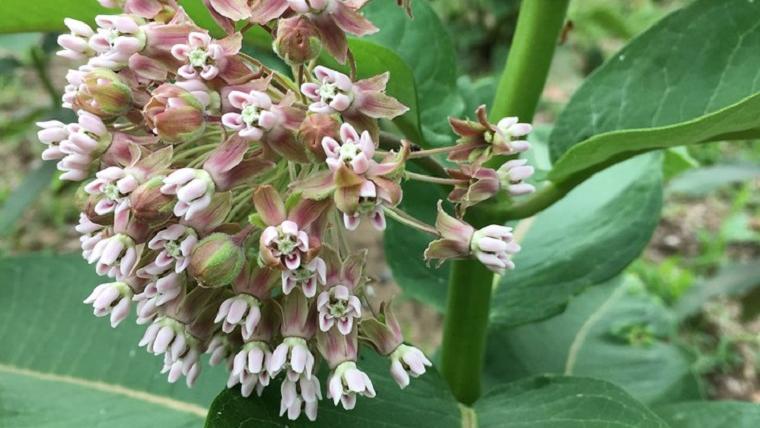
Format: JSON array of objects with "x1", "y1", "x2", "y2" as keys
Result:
[
  {"x1": 668, "y1": 164, "x2": 760, "y2": 197},
  {"x1": 673, "y1": 263, "x2": 760, "y2": 320},
  {"x1": 547, "y1": 0, "x2": 760, "y2": 185},
  {"x1": 656, "y1": 401, "x2": 760, "y2": 428},
  {"x1": 490, "y1": 152, "x2": 663, "y2": 326},
  {"x1": 474, "y1": 376, "x2": 669, "y2": 428},
  {"x1": 362, "y1": 0, "x2": 464, "y2": 147},
  {"x1": 0, "y1": 254, "x2": 226, "y2": 426},
  {"x1": 485, "y1": 277, "x2": 701, "y2": 405}
]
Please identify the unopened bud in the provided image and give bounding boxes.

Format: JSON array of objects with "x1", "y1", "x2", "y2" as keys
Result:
[
  {"x1": 189, "y1": 233, "x2": 245, "y2": 287},
  {"x1": 75, "y1": 69, "x2": 133, "y2": 118},
  {"x1": 130, "y1": 176, "x2": 175, "y2": 224},
  {"x1": 297, "y1": 113, "x2": 340, "y2": 161},
  {"x1": 273, "y1": 16, "x2": 321, "y2": 65}
]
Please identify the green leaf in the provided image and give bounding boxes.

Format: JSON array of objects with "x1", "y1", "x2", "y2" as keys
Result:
[
  {"x1": 547, "y1": 0, "x2": 760, "y2": 187},
  {"x1": 663, "y1": 147, "x2": 698, "y2": 181},
  {"x1": 475, "y1": 376, "x2": 669, "y2": 428},
  {"x1": 0, "y1": 254, "x2": 227, "y2": 426},
  {"x1": 0, "y1": 162, "x2": 56, "y2": 237},
  {"x1": 656, "y1": 401, "x2": 760, "y2": 428},
  {"x1": 490, "y1": 153, "x2": 663, "y2": 326},
  {"x1": 362, "y1": 0, "x2": 464, "y2": 147},
  {"x1": 205, "y1": 350, "x2": 461, "y2": 428},
  {"x1": 673, "y1": 263, "x2": 760, "y2": 320},
  {"x1": 668, "y1": 164, "x2": 760, "y2": 197},
  {"x1": 485, "y1": 276, "x2": 701, "y2": 405}
]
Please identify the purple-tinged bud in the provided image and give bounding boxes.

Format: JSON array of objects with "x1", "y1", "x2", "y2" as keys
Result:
[
  {"x1": 228, "y1": 341, "x2": 271, "y2": 397},
  {"x1": 297, "y1": 113, "x2": 339, "y2": 161},
  {"x1": 326, "y1": 360, "x2": 375, "y2": 410},
  {"x1": 75, "y1": 68, "x2": 133, "y2": 118},
  {"x1": 317, "y1": 285, "x2": 361, "y2": 335},
  {"x1": 160, "y1": 168, "x2": 215, "y2": 220},
  {"x1": 129, "y1": 176, "x2": 175, "y2": 224},
  {"x1": 423, "y1": 201, "x2": 474, "y2": 267},
  {"x1": 497, "y1": 159, "x2": 535, "y2": 196},
  {"x1": 273, "y1": 16, "x2": 321, "y2": 65},
  {"x1": 188, "y1": 232, "x2": 246, "y2": 287},
  {"x1": 316, "y1": 326, "x2": 358, "y2": 370},
  {"x1": 491, "y1": 117, "x2": 532, "y2": 154},
  {"x1": 470, "y1": 225, "x2": 520, "y2": 274},
  {"x1": 277, "y1": 289, "x2": 317, "y2": 339},
  {"x1": 143, "y1": 83, "x2": 207, "y2": 143},
  {"x1": 57, "y1": 18, "x2": 95, "y2": 61},
  {"x1": 389, "y1": 344, "x2": 431, "y2": 389},
  {"x1": 161, "y1": 344, "x2": 202, "y2": 387},
  {"x1": 83, "y1": 281, "x2": 133, "y2": 327},
  {"x1": 447, "y1": 165, "x2": 501, "y2": 215}
]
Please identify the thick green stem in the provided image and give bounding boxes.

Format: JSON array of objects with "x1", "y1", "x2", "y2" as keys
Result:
[{"x1": 440, "y1": 0, "x2": 569, "y2": 405}]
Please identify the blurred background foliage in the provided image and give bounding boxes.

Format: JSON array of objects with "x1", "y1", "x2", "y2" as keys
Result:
[{"x1": 0, "y1": 0, "x2": 757, "y2": 403}]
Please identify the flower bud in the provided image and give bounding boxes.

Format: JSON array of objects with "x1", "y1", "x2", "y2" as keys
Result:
[
  {"x1": 273, "y1": 16, "x2": 321, "y2": 65},
  {"x1": 129, "y1": 176, "x2": 175, "y2": 224},
  {"x1": 75, "y1": 68, "x2": 133, "y2": 118},
  {"x1": 296, "y1": 114, "x2": 339, "y2": 161},
  {"x1": 143, "y1": 83, "x2": 206, "y2": 143},
  {"x1": 189, "y1": 232, "x2": 245, "y2": 287}
]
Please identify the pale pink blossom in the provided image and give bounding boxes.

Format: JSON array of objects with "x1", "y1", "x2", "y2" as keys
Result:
[
  {"x1": 322, "y1": 123, "x2": 374, "y2": 175},
  {"x1": 470, "y1": 225, "x2": 520, "y2": 274},
  {"x1": 317, "y1": 285, "x2": 361, "y2": 335},
  {"x1": 281, "y1": 256, "x2": 326, "y2": 298},
  {"x1": 160, "y1": 168, "x2": 215, "y2": 220},
  {"x1": 497, "y1": 159, "x2": 535, "y2": 196},
  {"x1": 171, "y1": 32, "x2": 226, "y2": 80},
  {"x1": 389, "y1": 344, "x2": 431, "y2": 389},
  {"x1": 227, "y1": 341, "x2": 271, "y2": 397},
  {"x1": 84, "y1": 166, "x2": 140, "y2": 215},
  {"x1": 83, "y1": 281, "x2": 133, "y2": 327},
  {"x1": 87, "y1": 233, "x2": 139, "y2": 279},
  {"x1": 89, "y1": 14, "x2": 146, "y2": 69},
  {"x1": 268, "y1": 337, "x2": 315, "y2": 381},
  {"x1": 261, "y1": 221, "x2": 310, "y2": 271},
  {"x1": 140, "y1": 224, "x2": 198, "y2": 277},
  {"x1": 326, "y1": 361, "x2": 375, "y2": 410},
  {"x1": 214, "y1": 294, "x2": 262, "y2": 340},
  {"x1": 280, "y1": 376, "x2": 321, "y2": 421},
  {"x1": 57, "y1": 18, "x2": 95, "y2": 61},
  {"x1": 221, "y1": 90, "x2": 282, "y2": 140}
]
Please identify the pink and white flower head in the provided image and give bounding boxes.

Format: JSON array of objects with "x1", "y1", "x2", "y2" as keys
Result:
[
  {"x1": 470, "y1": 224, "x2": 520, "y2": 274},
  {"x1": 447, "y1": 165, "x2": 501, "y2": 216},
  {"x1": 57, "y1": 18, "x2": 95, "y2": 61},
  {"x1": 76, "y1": 213, "x2": 107, "y2": 260},
  {"x1": 269, "y1": 337, "x2": 316, "y2": 381},
  {"x1": 253, "y1": 186, "x2": 330, "y2": 271},
  {"x1": 317, "y1": 285, "x2": 361, "y2": 335},
  {"x1": 161, "y1": 344, "x2": 202, "y2": 387},
  {"x1": 389, "y1": 344, "x2": 432, "y2": 389},
  {"x1": 497, "y1": 159, "x2": 536, "y2": 196},
  {"x1": 322, "y1": 123, "x2": 374, "y2": 175},
  {"x1": 228, "y1": 341, "x2": 271, "y2": 397},
  {"x1": 133, "y1": 272, "x2": 185, "y2": 312},
  {"x1": 301, "y1": 66, "x2": 354, "y2": 114},
  {"x1": 449, "y1": 105, "x2": 532, "y2": 163},
  {"x1": 84, "y1": 166, "x2": 140, "y2": 215},
  {"x1": 493, "y1": 117, "x2": 532, "y2": 153},
  {"x1": 38, "y1": 111, "x2": 110, "y2": 181},
  {"x1": 281, "y1": 256, "x2": 326, "y2": 298},
  {"x1": 160, "y1": 168, "x2": 215, "y2": 220},
  {"x1": 222, "y1": 90, "x2": 282, "y2": 140},
  {"x1": 341, "y1": 180, "x2": 388, "y2": 231},
  {"x1": 214, "y1": 294, "x2": 262, "y2": 340},
  {"x1": 83, "y1": 281, "x2": 133, "y2": 327},
  {"x1": 36, "y1": 120, "x2": 70, "y2": 162},
  {"x1": 302, "y1": 67, "x2": 408, "y2": 119},
  {"x1": 87, "y1": 233, "x2": 139, "y2": 279},
  {"x1": 140, "y1": 224, "x2": 198, "y2": 277},
  {"x1": 89, "y1": 15, "x2": 146, "y2": 70},
  {"x1": 139, "y1": 316, "x2": 190, "y2": 359},
  {"x1": 171, "y1": 32, "x2": 226, "y2": 80},
  {"x1": 327, "y1": 361, "x2": 375, "y2": 410},
  {"x1": 280, "y1": 376, "x2": 321, "y2": 421}
]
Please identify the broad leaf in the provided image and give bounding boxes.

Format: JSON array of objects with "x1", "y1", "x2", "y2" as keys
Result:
[
  {"x1": 0, "y1": 254, "x2": 226, "y2": 426},
  {"x1": 475, "y1": 376, "x2": 669, "y2": 428},
  {"x1": 484, "y1": 277, "x2": 701, "y2": 405},
  {"x1": 548, "y1": 0, "x2": 760, "y2": 185},
  {"x1": 205, "y1": 350, "x2": 461, "y2": 428},
  {"x1": 362, "y1": 0, "x2": 464, "y2": 147},
  {"x1": 490, "y1": 152, "x2": 663, "y2": 326},
  {"x1": 656, "y1": 401, "x2": 760, "y2": 428},
  {"x1": 673, "y1": 263, "x2": 760, "y2": 320},
  {"x1": 668, "y1": 164, "x2": 760, "y2": 197}
]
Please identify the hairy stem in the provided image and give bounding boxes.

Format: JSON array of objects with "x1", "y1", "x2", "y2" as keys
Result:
[{"x1": 440, "y1": 0, "x2": 569, "y2": 405}]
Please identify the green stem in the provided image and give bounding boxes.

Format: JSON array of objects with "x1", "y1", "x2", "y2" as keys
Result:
[{"x1": 440, "y1": 0, "x2": 569, "y2": 405}]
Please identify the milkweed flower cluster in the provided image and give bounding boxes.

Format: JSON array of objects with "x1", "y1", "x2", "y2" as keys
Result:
[{"x1": 42, "y1": 0, "x2": 535, "y2": 421}]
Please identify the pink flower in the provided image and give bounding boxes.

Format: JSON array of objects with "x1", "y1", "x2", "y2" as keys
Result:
[
  {"x1": 57, "y1": 18, "x2": 95, "y2": 61},
  {"x1": 281, "y1": 256, "x2": 326, "y2": 298},
  {"x1": 228, "y1": 341, "x2": 271, "y2": 397},
  {"x1": 222, "y1": 90, "x2": 282, "y2": 140},
  {"x1": 160, "y1": 168, "x2": 215, "y2": 220},
  {"x1": 161, "y1": 344, "x2": 202, "y2": 387},
  {"x1": 87, "y1": 233, "x2": 139, "y2": 279},
  {"x1": 83, "y1": 281, "x2": 133, "y2": 327},
  {"x1": 171, "y1": 32, "x2": 227, "y2": 80},
  {"x1": 448, "y1": 105, "x2": 532, "y2": 164},
  {"x1": 447, "y1": 165, "x2": 501, "y2": 215},
  {"x1": 280, "y1": 376, "x2": 321, "y2": 421},
  {"x1": 326, "y1": 361, "x2": 375, "y2": 410},
  {"x1": 38, "y1": 111, "x2": 110, "y2": 181},
  {"x1": 317, "y1": 285, "x2": 361, "y2": 335},
  {"x1": 89, "y1": 14, "x2": 146, "y2": 69},
  {"x1": 140, "y1": 224, "x2": 198, "y2": 277},
  {"x1": 322, "y1": 122, "x2": 374, "y2": 174},
  {"x1": 205, "y1": 334, "x2": 234, "y2": 366},
  {"x1": 389, "y1": 344, "x2": 431, "y2": 389},
  {"x1": 497, "y1": 159, "x2": 535, "y2": 196},
  {"x1": 84, "y1": 166, "x2": 140, "y2": 215},
  {"x1": 214, "y1": 294, "x2": 262, "y2": 340},
  {"x1": 132, "y1": 272, "x2": 185, "y2": 314},
  {"x1": 470, "y1": 224, "x2": 520, "y2": 274}
]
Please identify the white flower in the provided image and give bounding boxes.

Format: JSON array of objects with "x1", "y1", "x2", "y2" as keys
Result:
[
  {"x1": 83, "y1": 281, "x2": 132, "y2": 327},
  {"x1": 281, "y1": 256, "x2": 326, "y2": 298},
  {"x1": 317, "y1": 285, "x2": 361, "y2": 335},
  {"x1": 326, "y1": 361, "x2": 375, "y2": 410},
  {"x1": 389, "y1": 344, "x2": 432, "y2": 389},
  {"x1": 160, "y1": 168, "x2": 215, "y2": 220},
  {"x1": 57, "y1": 18, "x2": 95, "y2": 61},
  {"x1": 87, "y1": 233, "x2": 138, "y2": 279},
  {"x1": 227, "y1": 341, "x2": 271, "y2": 397},
  {"x1": 171, "y1": 32, "x2": 225, "y2": 80},
  {"x1": 140, "y1": 224, "x2": 198, "y2": 277},
  {"x1": 214, "y1": 294, "x2": 261, "y2": 340},
  {"x1": 268, "y1": 337, "x2": 315, "y2": 381},
  {"x1": 497, "y1": 159, "x2": 535, "y2": 196},
  {"x1": 280, "y1": 376, "x2": 321, "y2": 421},
  {"x1": 470, "y1": 225, "x2": 521, "y2": 274}
]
